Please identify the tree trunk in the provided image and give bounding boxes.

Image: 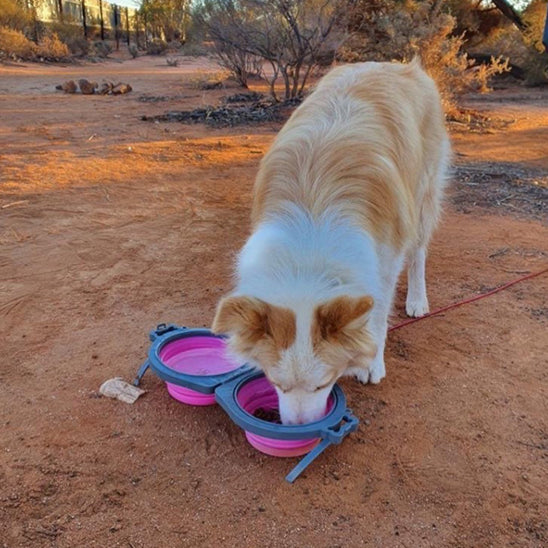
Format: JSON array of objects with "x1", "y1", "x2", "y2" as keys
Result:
[
  {"x1": 543, "y1": 4, "x2": 548, "y2": 51},
  {"x1": 491, "y1": 0, "x2": 526, "y2": 31},
  {"x1": 265, "y1": 60, "x2": 279, "y2": 102},
  {"x1": 81, "y1": 0, "x2": 88, "y2": 39},
  {"x1": 114, "y1": 6, "x2": 120, "y2": 51},
  {"x1": 126, "y1": 7, "x2": 130, "y2": 46},
  {"x1": 291, "y1": 62, "x2": 302, "y2": 98},
  {"x1": 280, "y1": 66, "x2": 291, "y2": 100},
  {"x1": 99, "y1": 0, "x2": 105, "y2": 41},
  {"x1": 57, "y1": 0, "x2": 63, "y2": 22},
  {"x1": 298, "y1": 63, "x2": 314, "y2": 96}
]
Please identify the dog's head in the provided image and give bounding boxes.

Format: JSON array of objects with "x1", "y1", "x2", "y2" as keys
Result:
[{"x1": 212, "y1": 294, "x2": 376, "y2": 424}]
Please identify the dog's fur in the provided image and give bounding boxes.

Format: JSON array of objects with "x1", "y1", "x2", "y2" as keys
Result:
[{"x1": 213, "y1": 61, "x2": 450, "y2": 424}]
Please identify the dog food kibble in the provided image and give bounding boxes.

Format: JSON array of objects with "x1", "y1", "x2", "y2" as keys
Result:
[{"x1": 253, "y1": 408, "x2": 281, "y2": 424}]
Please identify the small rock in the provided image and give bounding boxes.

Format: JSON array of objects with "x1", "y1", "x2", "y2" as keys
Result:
[
  {"x1": 99, "y1": 82, "x2": 114, "y2": 95},
  {"x1": 56, "y1": 80, "x2": 77, "y2": 93},
  {"x1": 79, "y1": 79, "x2": 98, "y2": 95},
  {"x1": 112, "y1": 83, "x2": 132, "y2": 95}
]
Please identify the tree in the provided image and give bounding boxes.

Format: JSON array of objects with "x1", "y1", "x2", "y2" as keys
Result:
[
  {"x1": 198, "y1": 0, "x2": 345, "y2": 100},
  {"x1": 139, "y1": 0, "x2": 192, "y2": 42}
]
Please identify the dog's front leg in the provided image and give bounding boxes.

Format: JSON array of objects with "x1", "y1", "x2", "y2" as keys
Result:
[
  {"x1": 344, "y1": 306, "x2": 388, "y2": 385},
  {"x1": 366, "y1": 310, "x2": 387, "y2": 384}
]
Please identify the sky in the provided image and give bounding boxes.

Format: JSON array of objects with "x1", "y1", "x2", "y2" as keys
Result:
[{"x1": 111, "y1": 0, "x2": 140, "y2": 8}]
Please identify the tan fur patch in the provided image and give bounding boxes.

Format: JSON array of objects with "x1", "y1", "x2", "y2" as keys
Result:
[
  {"x1": 212, "y1": 296, "x2": 296, "y2": 367},
  {"x1": 314, "y1": 295, "x2": 374, "y2": 342},
  {"x1": 312, "y1": 295, "x2": 377, "y2": 371}
]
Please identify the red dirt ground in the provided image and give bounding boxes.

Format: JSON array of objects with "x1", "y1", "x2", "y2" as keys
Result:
[{"x1": 1, "y1": 55, "x2": 547, "y2": 547}]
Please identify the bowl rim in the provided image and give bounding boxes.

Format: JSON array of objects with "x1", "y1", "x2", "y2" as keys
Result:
[
  {"x1": 215, "y1": 371, "x2": 348, "y2": 440},
  {"x1": 147, "y1": 327, "x2": 250, "y2": 394}
]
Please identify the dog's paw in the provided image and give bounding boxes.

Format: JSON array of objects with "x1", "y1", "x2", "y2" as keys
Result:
[
  {"x1": 344, "y1": 366, "x2": 370, "y2": 385},
  {"x1": 368, "y1": 367, "x2": 385, "y2": 384},
  {"x1": 346, "y1": 364, "x2": 385, "y2": 385},
  {"x1": 368, "y1": 357, "x2": 386, "y2": 384},
  {"x1": 405, "y1": 299, "x2": 429, "y2": 318},
  {"x1": 353, "y1": 368, "x2": 370, "y2": 385}
]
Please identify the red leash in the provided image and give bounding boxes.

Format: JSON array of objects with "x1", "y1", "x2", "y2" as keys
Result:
[{"x1": 389, "y1": 267, "x2": 548, "y2": 332}]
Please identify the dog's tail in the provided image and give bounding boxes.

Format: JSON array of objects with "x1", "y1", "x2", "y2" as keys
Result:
[{"x1": 407, "y1": 55, "x2": 423, "y2": 69}]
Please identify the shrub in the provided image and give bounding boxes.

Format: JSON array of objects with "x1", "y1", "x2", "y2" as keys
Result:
[
  {"x1": 0, "y1": 26, "x2": 36, "y2": 59},
  {"x1": 0, "y1": 0, "x2": 32, "y2": 33},
  {"x1": 520, "y1": 0, "x2": 548, "y2": 84},
  {"x1": 49, "y1": 21, "x2": 89, "y2": 56},
  {"x1": 93, "y1": 40, "x2": 112, "y2": 58},
  {"x1": 180, "y1": 40, "x2": 211, "y2": 57},
  {"x1": 472, "y1": 0, "x2": 548, "y2": 86},
  {"x1": 339, "y1": 0, "x2": 510, "y2": 114},
  {"x1": 128, "y1": 43, "x2": 139, "y2": 58},
  {"x1": 36, "y1": 33, "x2": 70, "y2": 61},
  {"x1": 211, "y1": 40, "x2": 262, "y2": 88},
  {"x1": 147, "y1": 38, "x2": 168, "y2": 55}
]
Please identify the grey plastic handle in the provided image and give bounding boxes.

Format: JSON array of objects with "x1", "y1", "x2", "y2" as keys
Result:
[{"x1": 285, "y1": 438, "x2": 332, "y2": 483}]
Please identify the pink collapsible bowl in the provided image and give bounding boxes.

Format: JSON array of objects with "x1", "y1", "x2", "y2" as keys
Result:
[
  {"x1": 158, "y1": 335, "x2": 241, "y2": 406},
  {"x1": 236, "y1": 376, "x2": 334, "y2": 457}
]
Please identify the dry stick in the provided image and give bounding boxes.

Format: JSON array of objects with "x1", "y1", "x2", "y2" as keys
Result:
[{"x1": 1, "y1": 200, "x2": 29, "y2": 209}]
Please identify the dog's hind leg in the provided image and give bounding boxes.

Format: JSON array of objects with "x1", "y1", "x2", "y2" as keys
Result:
[
  {"x1": 405, "y1": 189, "x2": 439, "y2": 317},
  {"x1": 405, "y1": 245, "x2": 429, "y2": 317},
  {"x1": 406, "y1": 139, "x2": 450, "y2": 318}
]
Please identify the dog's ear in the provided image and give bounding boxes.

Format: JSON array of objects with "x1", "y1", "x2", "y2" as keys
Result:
[
  {"x1": 314, "y1": 295, "x2": 374, "y2": 343},
  {"x1": 212, "y1": 296, "x2": 296, "y2": 353}
]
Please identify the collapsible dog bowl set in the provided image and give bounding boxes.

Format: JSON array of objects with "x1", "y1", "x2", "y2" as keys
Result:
[{"x1": 134, "y1": 324, "x2": 359, "y2": 482}]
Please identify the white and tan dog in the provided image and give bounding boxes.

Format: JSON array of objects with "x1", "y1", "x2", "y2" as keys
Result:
[{"x1": 213, "y1": 60, "x2": 450, "y2": 424}]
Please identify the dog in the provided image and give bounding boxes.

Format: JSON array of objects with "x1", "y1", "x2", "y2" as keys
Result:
[{"x1": 212, "y1": 60, "x2": 450, "y2": 425}]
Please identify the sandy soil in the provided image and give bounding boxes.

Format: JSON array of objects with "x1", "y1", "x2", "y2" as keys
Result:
[{"x1": 1, "y1": 55, "x2": 547, "y2": 548}]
